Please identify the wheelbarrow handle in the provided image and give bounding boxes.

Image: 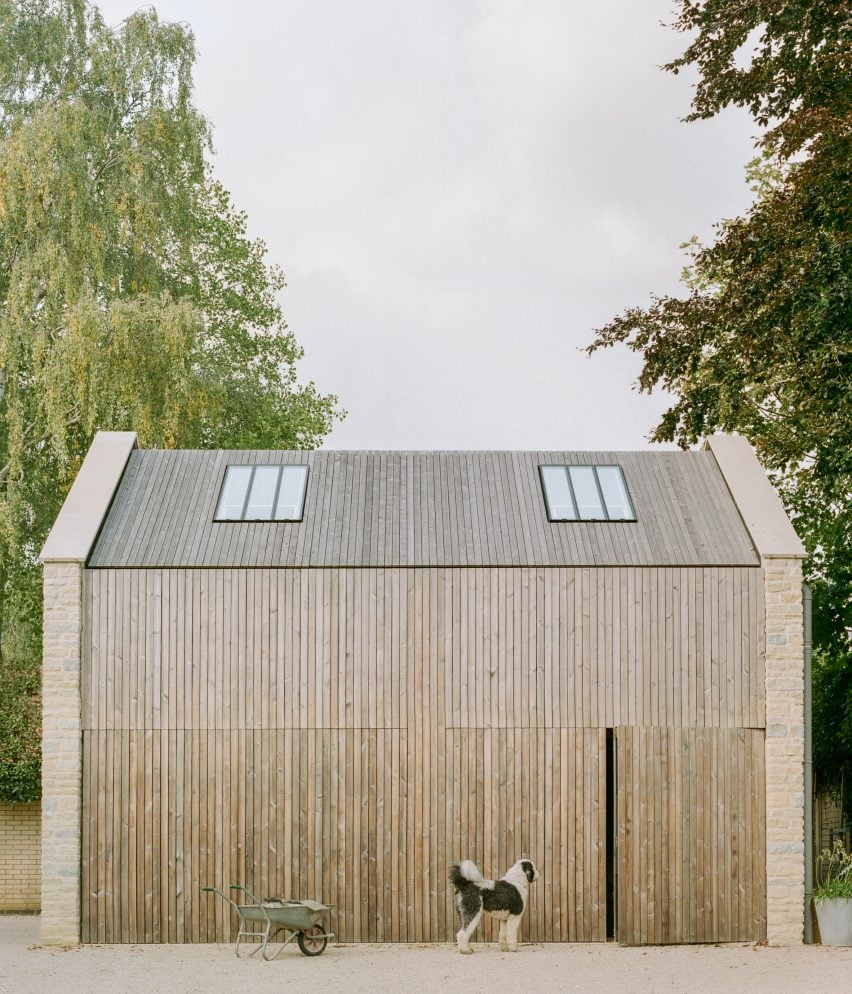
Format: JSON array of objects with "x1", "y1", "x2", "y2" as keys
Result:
[
  {"x1": 228, "y1": 884, "x2": 266, "y2": 911},
  {"x1": 201, "y1": 884, "x2": 241, "y2": 915}
]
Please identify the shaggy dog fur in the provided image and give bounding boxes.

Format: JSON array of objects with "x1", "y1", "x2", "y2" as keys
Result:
[{"x1": 449, "y1": 858, "x2": 539, "y2": 954}]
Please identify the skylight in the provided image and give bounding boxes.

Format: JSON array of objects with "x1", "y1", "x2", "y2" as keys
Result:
[
  {"x1": 539, "y1": 465, "x2": 635, "y2": 522},
  {"x1": 214, "y1": 465, "x2": 309, "y2": 521}
]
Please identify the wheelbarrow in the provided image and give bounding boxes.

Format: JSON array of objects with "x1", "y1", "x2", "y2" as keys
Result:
[{"x1": 202, "y1": 884, "x2": 335, "y2": 960}]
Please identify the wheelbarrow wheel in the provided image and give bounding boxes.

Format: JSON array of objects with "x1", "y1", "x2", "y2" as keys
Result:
[{"x1": 297, "y1": 925, "x2": 328, "y2": 956}]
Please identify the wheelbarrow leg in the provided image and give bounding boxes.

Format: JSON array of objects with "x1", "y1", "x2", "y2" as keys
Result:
[
  {"x1": 261, "y1": 927, "x2": 300, "y2": 961},
  {"x1": 258, "y1": 918, "x2": 272, "y2": 960},
  {"x1": 235, "y1": 923, "x2": 263, "y2": 958},
  {"x1": 202, "y1": 887, "x2": 252, "y2": 958},
  {"x1": 229, "y1": 884, "x2": 272, "y2": 958},
  {"x1": 235, "y1": 914, "x2": 271, "y2": 959}
]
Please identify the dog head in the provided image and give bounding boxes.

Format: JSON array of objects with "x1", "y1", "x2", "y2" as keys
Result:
[{"x1": 519, "y1": 858, "x2": 539, "y2": 883}]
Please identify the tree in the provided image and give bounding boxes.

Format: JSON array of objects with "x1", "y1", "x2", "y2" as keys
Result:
[
  {"x1": 588, "y1": 1, "x2": 851, "y2": 810},
  {"x1": 0, "y1": 0, "x2": 340, "y2": 801}
]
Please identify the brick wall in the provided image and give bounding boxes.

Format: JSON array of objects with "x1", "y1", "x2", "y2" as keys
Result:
[
  {"x1": 764, "y1": 557, "x2": 805, "y2": 945},
  {"x1": 0, "y1": 801, "x2": 41, "y2": 911}
]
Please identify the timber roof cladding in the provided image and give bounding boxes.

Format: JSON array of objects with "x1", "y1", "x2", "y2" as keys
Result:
[{"x1": 88, "y1": 449, "x2": 759, "y2": 568}]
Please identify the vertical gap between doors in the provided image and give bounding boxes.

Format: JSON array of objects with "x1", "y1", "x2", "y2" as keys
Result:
[{"x1": 606, "y1": 728, "x2": 616, "y2": 940}]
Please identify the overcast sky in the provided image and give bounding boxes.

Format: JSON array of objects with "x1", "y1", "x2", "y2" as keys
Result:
[{"x1": 100, "y1": 1, "x2": 757, "y2": 450}]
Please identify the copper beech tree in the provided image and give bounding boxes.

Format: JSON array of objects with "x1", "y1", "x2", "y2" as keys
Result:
[{"x1": 589, "y1": 1, "x2": 851, "y2": 810}]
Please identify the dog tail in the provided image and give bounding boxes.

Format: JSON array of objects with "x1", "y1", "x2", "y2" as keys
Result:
[{"x1": 449, "y1": 860, "x2": 495, "y2": 891}]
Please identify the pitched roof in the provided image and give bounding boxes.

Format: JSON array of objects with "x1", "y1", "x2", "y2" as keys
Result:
[{"x1": 87, "y1": 449, "x2": 759, "y2": 568}]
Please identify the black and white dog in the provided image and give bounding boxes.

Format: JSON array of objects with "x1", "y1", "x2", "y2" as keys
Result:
[{"x1": 449, "y1": 858, "x2": 539, "y2": 954}]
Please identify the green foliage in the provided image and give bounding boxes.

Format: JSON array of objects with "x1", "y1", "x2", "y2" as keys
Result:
[
  {"x1": 812, "y1": 646, "x2": 852, "y2": 821},
  {"x1": 588, "y1": 0, "x2": 851, "y2": 788},
  {"x1": 0, "y1": 649, "x2": 40, "y2": 803},
  {"x1": 0, "y1": 0, "x2": 341, "y2": 801},
  {"x1": 814, "y1": 841, "x2": 852, "y2": 901},
  {"x1": 0, "y1": 548, "x2": 41, "y2": 802}
]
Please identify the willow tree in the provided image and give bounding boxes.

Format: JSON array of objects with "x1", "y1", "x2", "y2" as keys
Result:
[{"x1": 0, "y1": 0, "x2": 340, "y2": 800}]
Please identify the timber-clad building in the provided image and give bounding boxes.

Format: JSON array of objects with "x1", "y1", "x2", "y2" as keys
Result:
[{"x1": 40, "y1": 433, "x2": 807, "y2": 946}]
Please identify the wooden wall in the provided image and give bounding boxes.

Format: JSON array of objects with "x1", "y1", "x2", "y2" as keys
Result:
[
  {"x1": 83, "y1": 567, "x2": 765, "y2": 732},
  {"x1": 81, "y1": 566, "x2": 765, "y2": 944}
]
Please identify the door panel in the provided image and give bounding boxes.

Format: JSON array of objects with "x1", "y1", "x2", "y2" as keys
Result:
[
  {"x1": 615, "y1": 727, "x2": 766, "y2": 944},
  {"x1": 81, "y1": 726, "x2": 609, "y2": 942}
]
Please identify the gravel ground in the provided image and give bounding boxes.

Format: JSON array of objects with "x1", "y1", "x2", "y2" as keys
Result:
[{"x1": 1, "y1": 914, "x2": 850, "y2": 994}]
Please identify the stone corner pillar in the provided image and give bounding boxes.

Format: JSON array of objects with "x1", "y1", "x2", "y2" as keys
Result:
[
  {"x1": 41, "y1": 562, "x2": 83, "y2": 946},
  {"x1": 763, "y1": 556, "x2": 805, "y2": 945}
]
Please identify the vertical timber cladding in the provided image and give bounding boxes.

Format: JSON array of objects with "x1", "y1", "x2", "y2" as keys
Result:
[
  {"x1": 615, "y1": 727, "x2": 767, "y2": 944},
  {"x1": 81, "y1": 564, "x2": 764, "y2": 943}
]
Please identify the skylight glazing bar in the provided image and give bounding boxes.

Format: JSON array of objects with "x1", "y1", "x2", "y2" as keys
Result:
[
  {"x1": 564, "y1": 465, "x2": 579, "y2": 520},
  {"x1": 591, "y1": 466, "x2": 610, "y2": 522},
  {"x1": 270, "y1": 465, "x2": 285, "y2": 519},
  {"x1": 239, "y1": 466, "x2": 256, "y2": 519}
]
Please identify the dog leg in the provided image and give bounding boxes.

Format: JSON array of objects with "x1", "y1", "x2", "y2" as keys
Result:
[
  {"x1": 506, "y1": 914, "x2": 522, "y2": 951},
  {"x1": 498, "y1": 919, "x2": 509, "y2": 952},
  {"x1": 456, "y1": 908, "x2": 482, "y2": 955}
]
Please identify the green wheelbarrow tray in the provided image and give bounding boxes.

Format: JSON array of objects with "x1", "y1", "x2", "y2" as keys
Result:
[{"x1": 202, "y1": 885, "x2": 335, "y2": 961}]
